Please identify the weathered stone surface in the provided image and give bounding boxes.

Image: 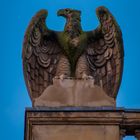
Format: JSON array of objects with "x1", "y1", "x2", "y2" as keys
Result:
[
  {"x1": 135, "y1": 130, "x2": 140, "y2": 140},
  {"x1": 32, "y1": 125, "x2": 119, "y2": 140},
  {"x1": 23, "y1": 7, "x2": 124, "y2": 102},
  {"x1": 24, "y1": 107, "x2": 140, "y2": 140},
  {"x1": 34, "y1": 79, "x2": 115, "y2": 107}
]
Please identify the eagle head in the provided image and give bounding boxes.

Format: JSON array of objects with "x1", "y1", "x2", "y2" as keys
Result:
[{"x1": 57, "y1": 8, "x2": 81, "y2": 19}]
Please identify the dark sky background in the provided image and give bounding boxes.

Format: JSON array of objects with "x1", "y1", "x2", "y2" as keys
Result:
[{"x1": 0, "y1": 0, "x2": 140, "y2": 140}]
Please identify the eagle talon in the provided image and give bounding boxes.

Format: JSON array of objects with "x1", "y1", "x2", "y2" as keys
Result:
[
  {"x1": 82, "y1": 73, "x2": 94, "y2": 80},
  {"x1": 60, "y1": 74, "x2": 66, "y2": 81},
  {"x1": 54, "y1": 74, "x2": 67, "y2": 81}
]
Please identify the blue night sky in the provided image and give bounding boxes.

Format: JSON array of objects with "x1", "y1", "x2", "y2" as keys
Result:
[{"x1": 0, "y1": 0, "x2": 140, "y2": 140}]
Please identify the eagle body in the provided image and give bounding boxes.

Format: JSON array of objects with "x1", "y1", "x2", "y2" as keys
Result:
[
  {"x1": 57, "y1": 32, "x2": 87, "y2": 76},
  {"x1": 56, "y1": 9, "x2": 88, "y2": 76},
  {"x1": 23, "y1": 7, "x2": 124, "y2": 101}
]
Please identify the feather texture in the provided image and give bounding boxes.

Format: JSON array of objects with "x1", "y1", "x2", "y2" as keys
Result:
[
  {"x1": 22, "y1": 10, "x2": 62, "y2": 101},
  {"x1": 23, "y1": 7, "x2": 124, "y2": 101},
  {"x1": 85, "y1": 6, "x2": 124, "y2": 98}
]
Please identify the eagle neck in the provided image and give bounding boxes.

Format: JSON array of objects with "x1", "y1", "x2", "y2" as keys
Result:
[{"x1": 64, "y1": 15, "x2": 82, "y2": 38}]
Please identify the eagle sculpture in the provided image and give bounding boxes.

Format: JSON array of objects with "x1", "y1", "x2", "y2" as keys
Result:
[{"x1": 22, "y1": 6, "x2": 124, "y2": 101}]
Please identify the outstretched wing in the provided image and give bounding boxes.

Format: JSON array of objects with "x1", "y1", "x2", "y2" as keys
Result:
[
  {"x1": 22, "y1": 10, "x2": 62, "y2": 102},
  {"x1": 85, "y1": 6, "x2": 124, "y2": 98}
]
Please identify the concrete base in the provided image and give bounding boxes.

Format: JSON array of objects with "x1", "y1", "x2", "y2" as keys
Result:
[
  {"x1": 32, "y1": 125, "x2": 119, "y2": 140},
  {"x1": 24, "y1": 107, "x2": 140, "y2": 140},
  {"x1": 34, "y1": 79, "x2": 115, "y2": 107}
]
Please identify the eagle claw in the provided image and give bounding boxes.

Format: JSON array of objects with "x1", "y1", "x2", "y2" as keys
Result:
[
  {"x1": 54, "y1": 74, "x2": 67, "y2": 81},
  {"x1": 82, "y1": 73, "x2": 94, "y2": 80}
]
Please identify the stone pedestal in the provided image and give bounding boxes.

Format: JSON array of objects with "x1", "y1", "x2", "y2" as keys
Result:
[
  {"x1": 120, "y1": 129, "x2": 126, "y2": 140},
  {"x1": 135, "y1": 130, "x2": 140, "y2": 140},
  {"x1": 34, "y1": 79, "x2": 115, "y2": 107},
  {"x1": 32, "y1": 125, "x2": 119, "y2": 140},
  {"x1": 24, "y1": 107, "x2": 140, "y2": 140}
]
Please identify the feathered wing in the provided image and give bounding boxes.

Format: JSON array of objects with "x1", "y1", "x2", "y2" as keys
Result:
[
  {"x1": 22, "y1": 10, "x2": 62, "y2": 101},
  {"x1": 85, "y1": 6, "x2": 124, "y2": 98}
]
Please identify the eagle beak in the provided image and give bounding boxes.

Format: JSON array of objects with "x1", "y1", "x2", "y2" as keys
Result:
[{"x1": 57, "y1": 9, "x2": 65, "y2": 17}]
